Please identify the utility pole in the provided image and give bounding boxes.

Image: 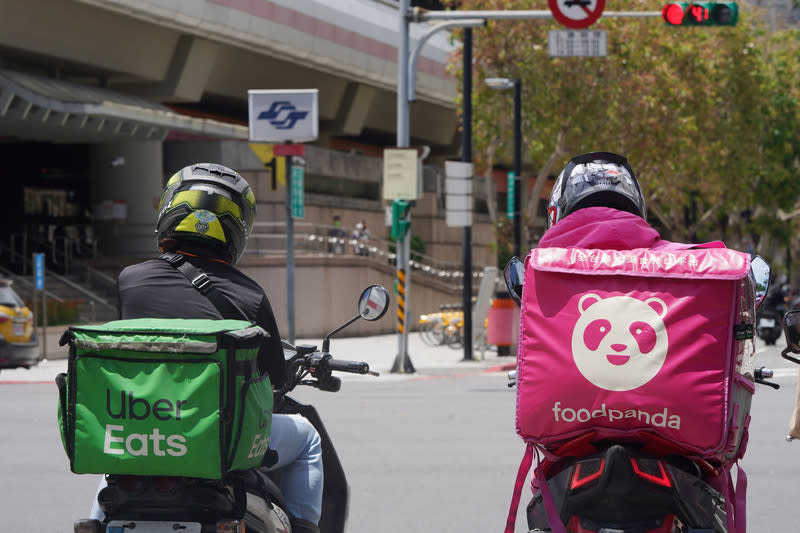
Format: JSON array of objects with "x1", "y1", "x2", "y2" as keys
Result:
[{"x1": 461, "y1": 27, "x2": 474, "y2": 362}]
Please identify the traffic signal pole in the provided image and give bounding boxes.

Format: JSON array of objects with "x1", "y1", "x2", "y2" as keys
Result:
[
  {"x1": 391, "y1": 199, "x2": 415, "y2": 373},
  {"x1": 392, "y1": 0, "x2": 415, "y2": 374}
]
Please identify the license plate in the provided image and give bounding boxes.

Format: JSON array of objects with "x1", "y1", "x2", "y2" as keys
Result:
[
  {"x1": 759, "y1": 318, "x2": 776, "y2": 328},
  {"x1": 12, "y1": 322, "x2": 24, "y2": 336},
  {"x1": 106, "y1": 521, "x2": 201, "y2": 533}
]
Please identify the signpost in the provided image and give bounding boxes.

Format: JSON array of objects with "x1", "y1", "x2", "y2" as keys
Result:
[
  {"x1": 248, "y1": 90, "x2": 318, "y2": 343},
  {"x1": 383, "y1": 147, "x2": 420, "y2": 373},
  {"x1": 33, "y1": 253, "x2": 46, "y2": 360},
  {"x1": 290, "y1": 164, "x2": 304, "y2": 219}
]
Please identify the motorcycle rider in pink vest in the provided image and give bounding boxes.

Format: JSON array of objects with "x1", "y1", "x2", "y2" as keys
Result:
[{"x1": 538, "y1": 151, "x2": 724, "y2": 252}]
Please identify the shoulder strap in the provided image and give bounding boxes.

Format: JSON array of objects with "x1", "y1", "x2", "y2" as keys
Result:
[
  {"x1": 159, "y1": 252, "x2": 249, "y2": 321},
  {"x1": 723, "y1": 462, "x2": 748, "y2": 533},
  {"x1": 505, "y1": 443, "x2": 567, "y2": 533},
  {"x1": 504, "y1": 444, "x2": 533, "y2": 533}
]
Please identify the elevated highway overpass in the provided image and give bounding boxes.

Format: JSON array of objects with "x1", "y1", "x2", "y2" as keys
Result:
[{"x1": 0, "y1": 0, "x2": 499, "y2": 339}]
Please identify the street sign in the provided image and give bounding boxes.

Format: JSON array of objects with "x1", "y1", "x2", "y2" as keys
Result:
[
  {"x1": 291, "y1": 165, "x2": 304, "y2": 218},
  {"x1": 383, "y1": 149, "x2": 420, "y2": 200},
  {"x1": 34, "y1": 253, "x2": 44, "y2": 290},
  {"x1": 548, "y1": 0, "x2": 606, "y2": 29},
  {"x1": 249, "y1": 143, "x2": 286, "y2": 187},
  {"x1": 445, "y1": 161, "x2": 473, "y2": 228},
  {"x1": 507, "y1": 172, "x2": 515, "y2": 219},
  {"x1": 548, "y1": 30, "x2": 607, "y2": 57},
  {"x1": 248, "y1": 89, "x2": 318, "y2": 143}
]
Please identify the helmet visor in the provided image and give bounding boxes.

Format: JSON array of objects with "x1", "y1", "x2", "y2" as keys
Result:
[
  {"x1": 559, "y1": 159, "x2": 644, "y2": 219},
  {"x1": 167, "y1": 185, "x2": 252, "y2": 234}
]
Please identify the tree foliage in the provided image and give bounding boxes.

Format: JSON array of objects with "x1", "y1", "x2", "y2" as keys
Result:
[{"x1": 446, "y1": 0, "x2": 800, "y2": 252}]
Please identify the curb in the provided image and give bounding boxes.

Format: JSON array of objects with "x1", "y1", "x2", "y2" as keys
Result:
[{"x1": 482, "y1": 362, "x2": 516, "y2": 373}]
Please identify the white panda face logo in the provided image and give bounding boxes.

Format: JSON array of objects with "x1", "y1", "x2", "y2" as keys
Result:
[{"x1": 571, "y1": 294, "x2": 669, "y2": 391}]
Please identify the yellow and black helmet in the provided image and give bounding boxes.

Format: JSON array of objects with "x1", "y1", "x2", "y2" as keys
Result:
[{"x1": 156, "y1": 163, "x2": 256, "y2": 264}]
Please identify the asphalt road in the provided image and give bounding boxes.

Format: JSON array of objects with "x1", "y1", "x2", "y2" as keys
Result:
[{"x1": 0, "y1": 339, "x2": 798, "y2": 532}]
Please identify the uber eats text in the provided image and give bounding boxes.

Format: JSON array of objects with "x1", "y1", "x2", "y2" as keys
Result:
[{"x1": 103, "y1": 389, "x2": 189, "y2": 457}]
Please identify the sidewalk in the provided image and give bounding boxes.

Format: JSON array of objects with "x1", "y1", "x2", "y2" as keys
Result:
[{"x1": 1, "y1": 325, "x2": 517, "y2": 382}]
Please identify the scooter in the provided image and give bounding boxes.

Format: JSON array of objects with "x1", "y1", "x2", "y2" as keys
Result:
[
  {"x1": 71, "y1": 284, "x2": 390, "y2": 533},
  {"x1": 779, "y1": 310, "x2": 800, "y2": 442},
  {"x1": 756, "y1": 283, "x2": 789, "y2": 345},
  {"x1": 502, "y1": 257, "x2": 777, "y2": 533}
]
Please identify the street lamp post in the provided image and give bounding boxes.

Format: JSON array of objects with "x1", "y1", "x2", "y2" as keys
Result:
[{"x1": 486, "y1": 77, "x2": 522, "y2": 258}]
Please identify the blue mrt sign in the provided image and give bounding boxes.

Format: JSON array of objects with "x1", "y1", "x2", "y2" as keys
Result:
[
  {"x1": 34, "y1": 253, "x2": 44, "y2": 290},
  {"x1": 247, "y1": 89, "x2": 319, "y2": 143}
]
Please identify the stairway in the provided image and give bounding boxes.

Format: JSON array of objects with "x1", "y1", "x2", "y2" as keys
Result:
[{"x1": 0, "y1": 258, "x2": 119, "y2": 325}]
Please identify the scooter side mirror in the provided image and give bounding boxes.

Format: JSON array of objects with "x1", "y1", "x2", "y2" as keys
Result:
[
  {"x1": 322, "y1": 285, "x2": 391, "y2": 353},
  {"x1": 503, "y1": 257, "x2": 524, "y2": 306},
  {"x1": 358, "y1": 284, "x2": 390, "y2": 321},
  {"x1": 782, "y1": 310, "x2": 800, "y2": 365},
  {"x1": 750, "y1": 255, "x2": 770, "y2": 309}
]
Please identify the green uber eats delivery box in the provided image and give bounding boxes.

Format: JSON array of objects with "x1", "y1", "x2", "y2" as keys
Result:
[{"x1": 56, "y1": 318, "x2": 273, "y2": 479}]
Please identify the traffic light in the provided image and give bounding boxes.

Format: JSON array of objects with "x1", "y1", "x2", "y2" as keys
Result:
[
  {"x1": 662, "y1": 2, "x2": 738, "y2": 26},
  {"x1": 391, "y1": 199, "x2": 411, "y2": 240}
]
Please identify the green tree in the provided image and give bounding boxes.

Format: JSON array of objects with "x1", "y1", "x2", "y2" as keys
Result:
[{"x1": 447, "y1": 0, "x2": 800, "y2": 249}]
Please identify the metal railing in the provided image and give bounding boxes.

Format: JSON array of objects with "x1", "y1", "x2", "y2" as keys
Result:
[
  {"x1": 7, "y1": 233, "x2": 97, "y2": 276},
  {"x1": 45, "y1": 268, "x2": 117, "y2": 322},
  {"x1": 2, "y1": 235, "x2": 116, "y2": 322},
  {"x1": 247, "y1": 222, "x2": 492, "y2": 290}
]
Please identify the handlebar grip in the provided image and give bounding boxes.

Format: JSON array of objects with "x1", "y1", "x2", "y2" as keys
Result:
[
  {"x1": 755, "y1": 367, "x2": 774, "y2": 379},
  {"x1": 327, "y1": 358, "x2": 371, "y2": 374}
]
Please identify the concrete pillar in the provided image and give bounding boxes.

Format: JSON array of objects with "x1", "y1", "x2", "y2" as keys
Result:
[{"x1": 90, "y1": 141, "x2": 163, "y2": 258}]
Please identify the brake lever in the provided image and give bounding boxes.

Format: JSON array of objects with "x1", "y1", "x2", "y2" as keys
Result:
[{"x1": 754, "y1": 366, "x2": 780, "y2": 390}]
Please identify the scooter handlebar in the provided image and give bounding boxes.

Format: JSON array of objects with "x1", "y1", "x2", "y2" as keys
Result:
[{"x1": 326, "y1": 358, "x2": 373, "y2": 375}]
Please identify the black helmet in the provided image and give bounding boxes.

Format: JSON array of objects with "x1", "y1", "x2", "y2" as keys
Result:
[
  {"x1": 546, "y1": 152, "x2": 646, "y2": 229},
  {"x1": 156, "y1": 163, "x2": 256, "y2": 264}
]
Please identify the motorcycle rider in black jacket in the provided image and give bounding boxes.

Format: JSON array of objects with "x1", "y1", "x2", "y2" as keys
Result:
[{"x1": 87, "y1": 163, "x2": 323, "y2": 533}]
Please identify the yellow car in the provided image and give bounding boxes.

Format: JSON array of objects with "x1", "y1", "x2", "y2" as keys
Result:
[{"x1": 0, "y1": 279, "x2": 39, "y2": 370}]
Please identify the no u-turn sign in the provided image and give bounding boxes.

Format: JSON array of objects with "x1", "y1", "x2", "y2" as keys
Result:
[{"x1": 548, "y1": 0, "x2": 606, "y2": 29}]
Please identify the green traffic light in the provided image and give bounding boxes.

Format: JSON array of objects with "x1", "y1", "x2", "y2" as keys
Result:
[
  {"x1": 662, "y1": 2, "x2": 738, "y2": 26},
  {"x1": 391, "y1": 199, "x2": 411, "y2": 239}
]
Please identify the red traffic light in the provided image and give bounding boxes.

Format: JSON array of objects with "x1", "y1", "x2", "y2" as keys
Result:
[
  {"x1": 663, "y1": 2, "x2": 739, "y2": 26},
  {"x1": 662, "y1": 3, "x2": 685, "y2": 25}
]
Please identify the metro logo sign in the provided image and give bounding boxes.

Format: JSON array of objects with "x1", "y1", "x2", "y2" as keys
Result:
[
  {"x1": 248, "y1": 89, "x2": 319, "y2": 143},
  {"x1": 662, "y1": 2, "x2": 739, "y2": 26}
]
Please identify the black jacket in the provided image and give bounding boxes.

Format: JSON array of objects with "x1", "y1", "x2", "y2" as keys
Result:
[{"x1": 117, "y1": 254, "x2": 288, "y2": 388}]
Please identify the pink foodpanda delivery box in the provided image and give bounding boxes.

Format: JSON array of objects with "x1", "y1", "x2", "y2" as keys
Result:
[{"x1": 516, "y1": 246, "x2": 757, "y2": 463}]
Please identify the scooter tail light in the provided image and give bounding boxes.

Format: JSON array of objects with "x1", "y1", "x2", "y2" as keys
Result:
[
  {"x1": 569, "y1": 458, "x2": 605, "y2": 490},
  {"x1": 630, "y1": 458, "x2": 672, "y2": 488},
  {"x1": 217, "y1": 519, "x2": 246, "y2": 532},
  {"x1": 73, "y1": 519, "x2": 102, "y2": 533}
]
